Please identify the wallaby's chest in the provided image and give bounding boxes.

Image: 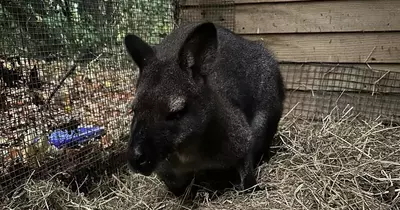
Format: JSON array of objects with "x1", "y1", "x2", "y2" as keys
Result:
[{"x1": 163, "y1": 147, "x2": 232, "y2": 174}]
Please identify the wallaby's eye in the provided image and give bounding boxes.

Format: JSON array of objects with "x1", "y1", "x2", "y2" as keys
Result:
[
  {"x1": 167, "y1": 96, "x2": 187, "y2": 121},
  {"x1": 166, "y1": 105, "x2": 188, "y2": 121}
]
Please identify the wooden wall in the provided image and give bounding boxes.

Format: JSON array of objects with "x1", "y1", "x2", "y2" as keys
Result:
[{"x1": 180, "y1": 0, "x2": 400, "y2": 121}]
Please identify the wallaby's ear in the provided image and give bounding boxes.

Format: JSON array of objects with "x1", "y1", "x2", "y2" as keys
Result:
[
  {"x1": 178, "y1": 22, "x2": 217, "y2": 83},
  {"x1": 124, "y1": 34, "x2": 155, "y2": 72}
]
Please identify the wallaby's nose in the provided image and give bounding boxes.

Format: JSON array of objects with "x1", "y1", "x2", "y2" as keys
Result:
[
  {"x1": 134, "y1": 150, "x2": 147, "y2": 166},
  {"x1": 127, "y1": 146, "x2": 152, "y2": 176}
]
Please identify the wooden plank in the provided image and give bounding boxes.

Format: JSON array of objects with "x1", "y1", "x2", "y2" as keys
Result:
[
  {"x1": 283, "y1": 90, "x2": 400, "y2": 122},
  {"x1": 234, "y1": 0, "x2": 400, "y2": 33},
  {"x1": 242, "y1": 33, "x2": 400, "y2": 63},
  {"x1": 279, "y1": 63, "x2": 400, "y2": 93}
]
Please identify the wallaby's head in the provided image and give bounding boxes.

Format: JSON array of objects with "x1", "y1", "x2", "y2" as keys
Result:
[{"x1": 124, "y1": 22, "x2": 218, "y2": 175}]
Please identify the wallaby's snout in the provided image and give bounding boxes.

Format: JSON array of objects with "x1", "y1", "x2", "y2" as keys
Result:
[
  {"x1": 127, "y1": 121, "x2": 156, "y2": 176},
  {"x1": 127, "y1": 146, "x2": 153, "y2": 176}
]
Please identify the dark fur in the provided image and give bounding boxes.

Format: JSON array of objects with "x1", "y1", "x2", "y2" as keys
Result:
[{"x1": 124, "y1": 22, "x2": 285, "y2": 197}]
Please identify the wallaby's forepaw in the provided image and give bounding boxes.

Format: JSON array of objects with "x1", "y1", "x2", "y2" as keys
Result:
[
  {"x1": 233, "y1": 182, "x2": 244, "y2": 191},
  {"x1": 234, "y1": 171, "x2": 260, "y2": 193}
]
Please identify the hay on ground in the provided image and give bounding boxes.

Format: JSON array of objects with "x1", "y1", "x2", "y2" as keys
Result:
[{"x1": 2, "y1": 107, "x2": 400, "y2": 210}]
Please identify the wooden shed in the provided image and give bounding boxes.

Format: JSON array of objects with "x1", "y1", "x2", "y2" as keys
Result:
[{"x1": 179, "y1": 0, "x2": 400, "y2": 122}]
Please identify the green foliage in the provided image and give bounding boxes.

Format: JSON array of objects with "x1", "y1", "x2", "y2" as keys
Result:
[{"x1": 0, "y1": 0, "x2": 174, "y2": 60}]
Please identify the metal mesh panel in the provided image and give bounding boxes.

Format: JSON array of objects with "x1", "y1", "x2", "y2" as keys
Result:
[
  {"x1": 0, "y1": 0, "x2": 175, "y2": 197},
  {"x1": 177, "y1": 0, "x2": 235, "y2": 31},
  {"x1": 281, "y1": 62, "x2": 400, "y2": 123}
]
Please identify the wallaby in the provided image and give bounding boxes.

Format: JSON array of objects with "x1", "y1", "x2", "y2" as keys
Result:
[{"x1": 124, "y1": 21, "x2": 285, "y2": 197}]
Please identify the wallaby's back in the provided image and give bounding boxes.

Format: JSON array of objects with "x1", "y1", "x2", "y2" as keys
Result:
[{"x1": 156, "y1": 23, "x2": 285, "y2": 124}]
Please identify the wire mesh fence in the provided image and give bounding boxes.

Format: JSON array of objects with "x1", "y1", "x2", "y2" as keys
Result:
[
  {"x1": 177, "y1": 0, "x2": 235, "y2": 31},
  {"x1": 281, "y1": 62, "x2": 400, "y2": 124},
  {"x1": 0, "y1": 0, "x2": 176, "y2": 197}
]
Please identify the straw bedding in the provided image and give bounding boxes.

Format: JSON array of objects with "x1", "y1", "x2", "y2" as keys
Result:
[{"x1": 2, "y1": 108, "x2": 400, "y2": 210}]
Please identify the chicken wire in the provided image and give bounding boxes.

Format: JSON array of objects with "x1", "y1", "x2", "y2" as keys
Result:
[
  {"x1": 281, "y1": 62, "x2": 400, "y2": 124},
  {"x1": 0, "y1": 0, "x2": 175, "y2": 197},
  {"x1": 176, "y1": 0, "x2": 235, "y2": 31}
]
